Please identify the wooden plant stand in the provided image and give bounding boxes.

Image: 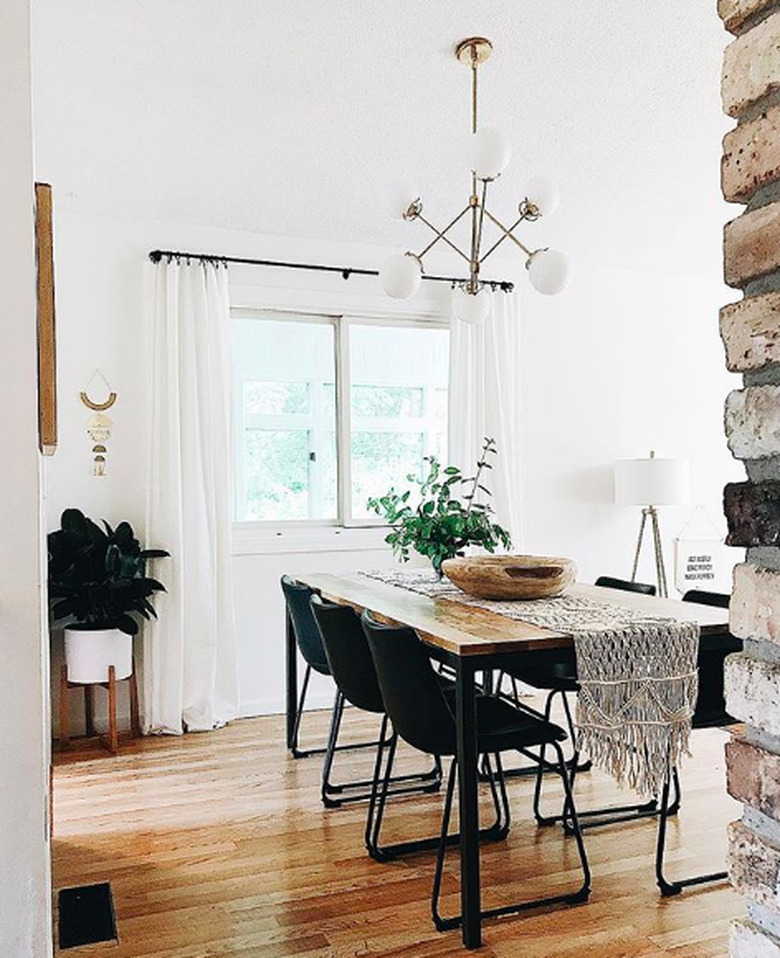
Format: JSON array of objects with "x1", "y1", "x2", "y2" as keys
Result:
[{"x1": 59, "y1": 661, "x2": 141, "y2": 753}]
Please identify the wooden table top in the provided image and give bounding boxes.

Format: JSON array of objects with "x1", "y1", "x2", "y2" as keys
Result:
[{"x1": 295, "y1": 571, "x2": 730, "y2": 658}]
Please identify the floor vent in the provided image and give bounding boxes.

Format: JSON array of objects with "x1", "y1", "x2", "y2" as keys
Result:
[{"x1": 58, "y1": 882, "x2": 118, "y2": 949}]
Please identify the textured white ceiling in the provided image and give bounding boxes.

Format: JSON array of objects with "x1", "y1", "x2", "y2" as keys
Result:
[{"x1": 31, "y1": 0, "x2": 732, "y2": 275}]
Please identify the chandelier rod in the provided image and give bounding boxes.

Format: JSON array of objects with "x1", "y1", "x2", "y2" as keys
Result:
[
  {"x1": 148, "y1": 249, "x2": 515, "y2": 291},
  {"x1": 416, "y1": 208, "x2": 471, "y2": 262},
  {"x1": 481, "y1": 209, "x2": 534, "y2": 257}
]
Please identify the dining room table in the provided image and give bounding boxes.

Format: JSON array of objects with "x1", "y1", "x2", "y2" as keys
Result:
[{"x1": 285, "y1": 571, "x2": 730, "y2": 950}]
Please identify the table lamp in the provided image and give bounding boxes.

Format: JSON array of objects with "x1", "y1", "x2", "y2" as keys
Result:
[{"x1": 614, "y1": 451, "x2": 690, "y2": 598}]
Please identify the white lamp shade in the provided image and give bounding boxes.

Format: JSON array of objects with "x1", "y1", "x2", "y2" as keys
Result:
[
  {"x1": 381, "y1": 177, "x2": 420, "y2": 220},
  {"x1": 522, "y1": 176, "x2": 560, "y2": 216},
  {"x1": 614, "y1": 457, "x2": 691, "y2": 506},
  {"x1": 527, "y1": 249, "x2": 570, "y2": 295},
  {"x1": 379, "y1": 253, "x2": 422, "y2": 299},
  {"x1": 466, "y1": 127, "x2": 512, "y2": 180},
  {"x1": 453, "y1": 286, "x2": 491, "y2": 325}
]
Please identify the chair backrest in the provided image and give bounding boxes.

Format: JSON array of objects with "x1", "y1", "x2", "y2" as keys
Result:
[
  {"x1": 280, "y1": 576, "x2": 330, "y2": 675},
  {"x1": 682, "y1": 589, "x2": 730, "y2": 609},
  {"x1": 310, "y1": 595, "x2": 384, "y2": 714},
  {"x1": 681, "y1": 587, "x2": 739, "y2": 728},
  {"x1": 361, "y1": 611, "x2": 457, "y2": 757},
  {"x1": 595, "y1": 575, "x2": 656, "y2": 596}
]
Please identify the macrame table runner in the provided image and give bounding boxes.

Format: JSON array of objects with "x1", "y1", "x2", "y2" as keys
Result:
[{"x1": 361, "y1": 568, "x2": 699, "y2": 797}]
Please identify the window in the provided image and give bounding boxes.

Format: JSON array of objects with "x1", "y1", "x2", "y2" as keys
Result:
[{"x1": 232, "y1": 312, "x2": 449, "y2": 524}]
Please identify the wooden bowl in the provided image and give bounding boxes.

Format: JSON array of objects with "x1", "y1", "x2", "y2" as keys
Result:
[{"x1": 441, "y1": 555, "x2": 577, "y2": 601}]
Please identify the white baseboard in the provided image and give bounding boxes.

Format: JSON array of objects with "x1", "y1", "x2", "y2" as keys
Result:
[{"x1": 238, "y1": 691, "x2": 334, "y2": 718}]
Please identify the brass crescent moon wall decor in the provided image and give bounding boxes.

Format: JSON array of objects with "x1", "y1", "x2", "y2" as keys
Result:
[{"x1": 79, "y1": 390, "x2": 117, "y2": 411}]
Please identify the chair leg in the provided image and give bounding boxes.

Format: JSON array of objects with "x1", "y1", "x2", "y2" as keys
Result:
[
  {"x1": 364, "y1": 716, "x2": 392, "y2": 857},
  {"x1": 431, "y1": 758, "x2": 459, "y2": 929},
  {"x1": 321, "y1": 690, "x2": 345, "y2": 807},
  {"x1": 371, "y1": 749, "x2": 507, "y2": 863},
  {"x1": 290, "y1": 664, "x2": 312, "y2": 758},
  {"x1": 433, "y1": 744, "x2": 591, "y2": 933},
  {"x1": 655, "y1": 766, "x2": 726, "y2": 897},
  {"x1": 533, "y1": 691, "x2": 557, "y2": 825}
]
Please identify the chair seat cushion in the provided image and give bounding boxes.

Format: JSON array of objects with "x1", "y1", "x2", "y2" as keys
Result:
[{"x1": 474, "y1": 696, "x2": 567, "y2": 754}]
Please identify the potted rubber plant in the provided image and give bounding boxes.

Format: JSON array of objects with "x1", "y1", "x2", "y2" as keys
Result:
[
  {"x1": 367, "y1": 436, "x2": 512, "y2": 576},
  {"x1": 48, "y1": 508, "x2": 169, "y2": 684}
]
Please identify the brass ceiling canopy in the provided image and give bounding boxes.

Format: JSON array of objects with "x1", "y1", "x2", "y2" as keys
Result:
[{"x1": 455, "y1": 37, "x2": 493, "y2": 66}]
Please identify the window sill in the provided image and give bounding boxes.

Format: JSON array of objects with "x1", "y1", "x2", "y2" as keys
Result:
[{"x1": 231, "y1": 523, "x2": 391, "y2": 556}]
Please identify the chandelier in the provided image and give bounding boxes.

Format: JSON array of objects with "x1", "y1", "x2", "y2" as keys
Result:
[{"x1": 379, "y1": 37, "x2": 570, "y2": 323}]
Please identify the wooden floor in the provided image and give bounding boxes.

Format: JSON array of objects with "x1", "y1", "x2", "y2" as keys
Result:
[{"x1": 53, "y1": 700, "x2": 743, "y2": 957}]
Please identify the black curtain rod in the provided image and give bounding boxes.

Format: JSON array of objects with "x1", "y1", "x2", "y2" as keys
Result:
[{"x1": 148, "y1": 249, "x2": 514, "y2": 293}]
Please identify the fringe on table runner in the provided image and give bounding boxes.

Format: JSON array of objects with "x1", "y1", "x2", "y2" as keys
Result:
[{"x1": 360, "y1": 569, "x2": 699, "y2": 798}]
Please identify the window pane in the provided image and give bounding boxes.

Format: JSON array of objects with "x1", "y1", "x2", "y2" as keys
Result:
[
  {"x1": 352, "y1": 385, "x2": 423, "y2": 418},
  {"x1": 349, "y1": 323, "x2": 449, "y2": 519},
  {"x1": 232, "y1": 317, "x2": 336, "y2": 521},
  {"x1": 244, "y1": 430, "x2": 310, "y2": 520},
  {"x1": 351, "y1": 432, "x2": 424, "y2": 515},
  {"x1": 244, "y1": 381, "x2": 309, "y2": 415}
]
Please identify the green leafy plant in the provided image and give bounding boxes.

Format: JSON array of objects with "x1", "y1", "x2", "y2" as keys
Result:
[
  {"x1": 367, "y1": 437, "x2": 512, "y2": 575},
  {"x1": 48, "y1": 508, "x2": 169, "y2": 636}
]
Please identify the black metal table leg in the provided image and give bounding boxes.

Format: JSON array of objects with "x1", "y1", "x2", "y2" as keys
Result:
[
  {"x1": 455, "y1": 657, "x2": 481, "y2": 949},
  {"x1": 285, "y1": 609, "x2": 298, "y2": 752}
]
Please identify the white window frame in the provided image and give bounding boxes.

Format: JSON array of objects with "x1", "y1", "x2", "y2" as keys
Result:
[{"x1": 231, "y1": 308, "x2": 449, "y2": 531}]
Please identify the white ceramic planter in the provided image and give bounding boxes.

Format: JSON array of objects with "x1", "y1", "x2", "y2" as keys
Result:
[{"x1": 64, "y1": 627, "x2": 133, "y2": 684}]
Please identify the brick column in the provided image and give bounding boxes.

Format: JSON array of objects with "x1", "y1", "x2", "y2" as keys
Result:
[{"x1": 720, "y1": 2, "x2": 780, "y2": 955}]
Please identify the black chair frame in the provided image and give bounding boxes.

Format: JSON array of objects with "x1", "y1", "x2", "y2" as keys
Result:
[
  {"x1": 319, "y1": 689, "x2": 442, "y2": 808},
  {"x1": 362, "y1": 612, "x2": 592, "y2": 933},
  {"x1": 364, "y1": 721, "x2": 510, "y2": 862},
  {"x1": 655, "y1": 766, "x2": 727, "y2": 896},
  {"x1": 432, "y1": 745, "x2": 590, "y2": 931}
]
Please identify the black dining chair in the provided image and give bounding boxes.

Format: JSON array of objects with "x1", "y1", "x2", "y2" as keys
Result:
[
  {"x1": 362, "y1": 611, "x2": 591, "y2": 933},
  {"x1": 655, "y1": 589, "x2": 741, "y2": 896},
  {"x1": 281, "y1": 576, "x2": 389, "y2": 807},
  {"x1": 527, "y1": 576, "x2": 672, "y2": 831},
  {"x1": 309, "y1": 594, "x2": 442, "y2": 825}
]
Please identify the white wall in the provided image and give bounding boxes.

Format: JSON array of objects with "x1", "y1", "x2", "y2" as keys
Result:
[
  {"x1": 45, "y1": 203, "x2": 743, "y2": 735},
  {"x1": 0, "y1": 0, "x2": 52, "y2": 954},
  {"x1": 519, "y1": 264, "x2": 744, "y2": 589}
]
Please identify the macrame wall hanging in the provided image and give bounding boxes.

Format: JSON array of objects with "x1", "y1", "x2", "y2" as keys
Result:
[{"x1": 79, "y1": 369, "x2": 117, "y2": 478}]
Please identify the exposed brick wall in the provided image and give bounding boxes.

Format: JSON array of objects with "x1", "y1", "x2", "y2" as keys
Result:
[{"x1": 720, "y1": 3, "x2": 780, "y2": 952}]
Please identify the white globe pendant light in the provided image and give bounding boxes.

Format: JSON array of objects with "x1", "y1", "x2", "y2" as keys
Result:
[
  {"x1": 521, "y1": 176, "x2": 560, "y2": 217},
  {"x1": 526, "y1": 249, "x2": 571, "y2": 295},
  {"x1": 375, "y1": 38, "x2": 573, "y2": 304},
  {"x1": 379, "y1": 253, "x2": 423, "y2": 299},
  {"x1": 466, "y1": 127, "x2": 512, "y2": 181},
  {"x1": 453, "y1": 286, "x2": 492, "y2": 325},
  {"x1": 381, "y1": 178, "x2": 420, "y2": 220}
]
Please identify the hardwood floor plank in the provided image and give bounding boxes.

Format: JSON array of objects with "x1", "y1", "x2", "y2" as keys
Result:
[{"x1": 53, "y1": 702, "x2": 742, "y2": 956}]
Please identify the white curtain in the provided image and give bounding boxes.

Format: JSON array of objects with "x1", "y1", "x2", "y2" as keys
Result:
[
  {"x1": 448, "y1": 291, "x2": 523, "y2": 545},
  {"x1": 144, "y1": 258, "x2": 239, "y2": 734}
]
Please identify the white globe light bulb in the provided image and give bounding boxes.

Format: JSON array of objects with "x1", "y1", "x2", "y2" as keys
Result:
[
  {"x1": 381, "y1": 177, "x2": 420, "y2": 220},
  {"x1": 466, "y1": 127, "x2": 512, "y2": 181},
  {"x1": 527, "y1": 249, "x2": 571, "y2": 296},
  {"x1": 379, "y1": 253, "x2": 423, "y2": 299},
  {"x1": 522, "y1": 176, "x2": 560, "y2": 217},
  {"x1": 453, "y1": 286, "x2": 492, "y2": 325}
]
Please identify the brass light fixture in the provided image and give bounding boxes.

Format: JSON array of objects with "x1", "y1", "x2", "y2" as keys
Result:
[{"x1": 379, "y1": 37, "x2": 570, "y2": 323}]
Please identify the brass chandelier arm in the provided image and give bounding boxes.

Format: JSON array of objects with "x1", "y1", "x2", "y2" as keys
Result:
[
  {"x1": 481, "y1": 208, "x2": 534, "y2": 258},
  {"x1": 416, "y1": 208, "x2": 472, "y2": 264},
  {"x1": 478, "y1": 211, "x2": 531, "y2": 264}
]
